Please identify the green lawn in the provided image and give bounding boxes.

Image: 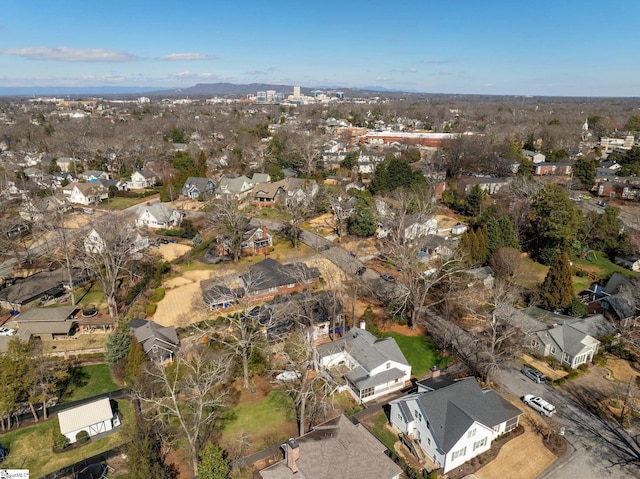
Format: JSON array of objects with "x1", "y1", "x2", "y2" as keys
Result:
[
  {"x1": 381, "y1": 332, "x2": 452, "y2": 378},
  {"x1": 221, "y1": 388, "x2": 296, "y2": 449},
  {"x1": 362, "y1": 410, "x2": 397, "y2": 451},
  {"x1": 74, "y1": 282, "x2": 107, "y2": 310},
  {"x1": 60, "y1": 363, "x2": 120, "y2": 403},
  {"x1": 0, "y1": 400, "x2": 132, "y2": 478},
  {"x1": 574, "y1": 252, "x2": 640, "y2": 280}
]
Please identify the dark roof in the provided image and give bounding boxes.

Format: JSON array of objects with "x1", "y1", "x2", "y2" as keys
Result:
[
  {"x1": 603, "y1": 272, "x2": 631, "y2": 295},
  {"x1": 259, "y1": 415, "x2": 401, "y2": 479},
  {"x1": 129, "y1": 319, "x2": 179, "y2": 360},
  {"x1": 0, "y1": 268, "x2": 88, "y2": 306},
  {"x1": 410, "y1": 377, "x2": 521, "y2": 453},
  {"x1": 183, "y1": 176, "x2": 215, "y2": 192},
  {"x1": 416, "y1": 375, "x2": 456, "y2": 391},
  {"x1": 241, "y1": 258, "x2": 320, "y2": 293}
]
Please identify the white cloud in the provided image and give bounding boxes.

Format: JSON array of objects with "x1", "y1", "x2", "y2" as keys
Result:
[
  {"x1": 0, "y1": 46, "x2": 137, "y2": 62},
  {"x1": 171, "y1": 71, "x2": 216, "y2": 80},
  {"x1": 403, "y1": 67, "x2": 418, "y2": 73},
  {"x1": 160, "y1": 53, "x2": 216, "y2": 61},
  {"x1": 375, "y1": 76, "x2": 389, "y2": 81}
]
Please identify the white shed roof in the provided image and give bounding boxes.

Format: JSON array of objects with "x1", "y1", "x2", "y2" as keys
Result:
[{"x1": 58, "y1": 398, "x2": 113, "y2": 435}]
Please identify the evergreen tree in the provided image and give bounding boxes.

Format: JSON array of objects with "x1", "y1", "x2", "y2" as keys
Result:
[
  {"x1": 539, "y1": 252, "x2": 574, "y2": 311},
  {"x1": 104, "y1": 327, "x2": 131, "y2": 364},
  {"x1": 127, "y1": 416, "x2": 176, "y2": 479},
  {"x1": 125, "y1": 337, "x2": 148, "y2": 385},
  {"x1": 370, "y1": 156, "x2": 425, "y2": 195},
  {"x1": 198, "y1": 442, "x2": 231, "y2": 479},
  {"x1": 476, "y1": 225, "x2": 489, "y2": 264},
  {"x1": 573, "y1": 157, "x2": 597, "y2": 190},
  {"x1": 464, "y1": 184, "x2": 487, "y2": 216},
  {"x1": 347, "y1": 194, "x2": 377, "y2": 237},
  {"x1": 197, "y1": 150, "x2": 208, "y2": 176}
]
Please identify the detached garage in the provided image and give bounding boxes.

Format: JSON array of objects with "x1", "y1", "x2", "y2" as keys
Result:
[{"x1": 58, "y1": 398, "x2": 119, "y2": 444}]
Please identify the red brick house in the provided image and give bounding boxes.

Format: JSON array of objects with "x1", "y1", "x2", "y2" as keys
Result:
[
  {"x1": 239, "y1": 258, "x2": 321, "y2": 302},
  {"x1": 218, "y1": 226, "x2": 273, "y2": 257}
]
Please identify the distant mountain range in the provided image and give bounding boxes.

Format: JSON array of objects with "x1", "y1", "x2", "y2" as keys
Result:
[{"x1": 0, "y1": 82, "x2": 421, "y2": 98}]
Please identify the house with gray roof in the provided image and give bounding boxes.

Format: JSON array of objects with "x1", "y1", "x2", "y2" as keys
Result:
[
  {"x1": 129, "y1": 169, "x2": 157, "y2": 189},
  {"x1": 531, "y1": 321, "x2": 601, "y2": 368},
  {"x1": 389, "y1": 376, "x2": 522, "y2": 474},
  {"x1": 216, "y1": 175, "x2": 254, "y2": 199},
  {"x1": 11, "y1": 305, "x2": 78, "y2": 340},
  {"x1": 259, "y1": 414, "x2": 401, "y2": 479},
  {"x1": 135, "y1": 203, "x2": 183, "y2": 229},
  {"x1": 318, "y1": 327, "x2": 411, "y2": 403},
  {"x1": 181, "y1": 176, "x2": 216, "y2": 199},
  {"x1": 129, "y1": 318, "x2": 180, "y2": 362}
]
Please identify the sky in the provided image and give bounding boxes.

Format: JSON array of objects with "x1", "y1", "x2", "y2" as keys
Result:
[{"x1": 1, "y1": 0, "x2": 639, "y2": 97}]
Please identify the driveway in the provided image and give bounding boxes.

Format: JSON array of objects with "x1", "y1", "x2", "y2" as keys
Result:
[{"x1": 495, "y1": 362, "x2": 639, "y2": 479}]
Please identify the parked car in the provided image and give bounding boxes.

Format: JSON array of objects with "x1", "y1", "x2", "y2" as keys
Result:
[
  {"x1": 0, "y1": 327, "x2": 15, "y2": 336},
  {"x1": 356, "y1": 266, "x2": 366, "y2": 276},
  {"x1": 522, "y1": 394, "x2": 556, "y2": 416},
  {"x1": 522, "y1": 366, "x2": 546, "y2": 384},
  {"x1": 380, "y1": 273, "x2": 395, "y2": 282}
]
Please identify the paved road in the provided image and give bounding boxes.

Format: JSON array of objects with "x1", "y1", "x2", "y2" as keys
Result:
[{"x1": 495, "y1": 364, "x2": 639, "y2": 479}]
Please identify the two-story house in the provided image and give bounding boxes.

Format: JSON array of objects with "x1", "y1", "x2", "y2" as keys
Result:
[
  {"x1": 181, "y1": 176, "x2": 216, "y2": 200},
  {"x1": 389, "y1": 375, "x2": 522, "y2": 474},
  {"x1": 318, "y1": 327, "x2": 412, "y2": 403},
  {"x1": 62, "y1": 181, "x2": 109, "y2": 205},
  {"x1": 129, "y1": 169, "x2": 157, "y2": 190},
  {"x1": 135, "y1": 203, "x2": 183, "y2": 230}
]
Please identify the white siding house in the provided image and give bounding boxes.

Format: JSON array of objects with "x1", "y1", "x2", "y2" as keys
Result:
[
  {"x1": 62, "y1": 182, "x2": 108, "y2": 205},
  {"x1": 58, "y1": 398, "x2": 119, "y2": 443},
  {"x1": 135, "y1": 203, "x2": 183, "y2": 229},
  {"x1": 318, "y1": 328, "x2": 411, "y2": 403},
  {"x1": 389, "y1": 377, "x2": 521, "y2": 473},
  {"x1": 129, "y1": 169, "x2": 156, "y2": 189}
]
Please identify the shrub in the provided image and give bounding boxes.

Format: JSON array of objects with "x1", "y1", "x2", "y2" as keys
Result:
[
  {"x1": 53, "y1": 428, "x2": 69, "y2": 451},
  {"x1": 150, "y1": 287, "x2": 165, "y2": 302},
  {"x1": 145, "y1": 303, "x2": 157, "y2": 316},
  {"x1": 76, "y1": 430, "x2": 90, "y2": 444}
]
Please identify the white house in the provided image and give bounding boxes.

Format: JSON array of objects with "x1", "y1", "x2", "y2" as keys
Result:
[
  {"x1": 129, "y1": 169, "x2": 156, "y2": 190},
  {"x1": 531, "y1": 321, "x2": 600, "y2": 368},
  {"x1": 523, "y1": 149, "x2": 546, "y2": 163},
  {"x1": 58, "y1": 398, "x2": 119, "y2": 444},
  {"x1": 317, "y1": 328, "x2": 411, "y2": 403},
  {"x1": 389, "y1": 376, "x2": 522, "y2": 473},
  {"x1": 135, "y1": 203, "x2": 183, "y2": 229},
  {"x1": 62, "y1": 182, "x2": 108, "y2": 205},
  {"x1": 216, "y1": 175, "x2": 255, "y2": 199}
]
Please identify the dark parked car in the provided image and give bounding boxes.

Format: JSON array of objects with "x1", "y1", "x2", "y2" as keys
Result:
[
  {"x1": 380, "y1": 273, "x2": 395, "y2": 282},
  {"x1": 522, "y1": 366, "x2": 546, "y2": 384},
  {"x1": 356, "y1": 267, "x2": 366, "y2": 276}
]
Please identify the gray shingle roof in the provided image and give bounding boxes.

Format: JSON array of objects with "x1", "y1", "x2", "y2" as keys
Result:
[
  {"x1": 317, "y1": 328, "x2": 409, "y2": 372},
  {"x1": 15, "y1": 305, "x2": 76, "y2": 322},
  {"x1": 411, "y1": 377, "x2": 521, "y2": 453},
  {"x1": 241, "y1": 258, "x2": 320, "y2": 292},
  {"x1": 259, "y1": 415, "x2": 401, "y2": 479},
  {"x1": 346, "y1": 366, "x2": 405, "y2": 389}
]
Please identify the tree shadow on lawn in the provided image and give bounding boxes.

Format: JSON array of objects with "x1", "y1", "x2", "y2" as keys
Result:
[{"x1": 59, "y1": 365, "x2": 91, "y2": 400}]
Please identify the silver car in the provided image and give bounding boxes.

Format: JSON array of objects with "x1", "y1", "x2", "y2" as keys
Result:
[{"x1": 522, "y1": 366, "x2": 546, "y2": 384}]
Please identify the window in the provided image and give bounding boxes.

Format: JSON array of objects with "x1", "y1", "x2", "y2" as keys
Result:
[
  {"x1": 269, "y1": 287, "x2": 277, "y2": 292},
  {"x1": 287, "y1": 283, "x2": 295, "y2": 288},
  {"x1": 452, "y1": 447, "x2": 467, "y2": 460},
  {"x1": 361, "y1": 387, "x2": 375, "y2": 398},
  {"x1": 386, "y1": 362, "x2": 391, "y2": 369},
  {"x1": 473, "y1": 438, "x2": 487, "y2": 451},
  {"x1": 467, "y1": 428, "x2": 476, "y2": 438},
  {"x1": 551, "y1": 346, "x2": 556, "y2": 354},
  {"x1": 427, "y1": 438, "x2": 431, "y2": 446}
]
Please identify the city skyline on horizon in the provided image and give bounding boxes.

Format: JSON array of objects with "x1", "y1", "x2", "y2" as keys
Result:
[{"x1": 1, "y1": 1, "x2": 639, "y2": 98}]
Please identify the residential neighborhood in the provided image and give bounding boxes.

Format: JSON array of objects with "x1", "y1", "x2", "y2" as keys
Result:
[{"x1": 0, "y1": 84, "x2": 639, "y2": 479}]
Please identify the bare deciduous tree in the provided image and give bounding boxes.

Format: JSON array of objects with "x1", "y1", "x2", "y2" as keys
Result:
[
  {"x1": 134, "y1": 346, "x2": 231, "y2": 476},
  {"x1": 205, "y1": 196, "x2": 250, "y2": 263},
  {"x1": 79, "y1": 219, "x2": 143, "y2": 318}
]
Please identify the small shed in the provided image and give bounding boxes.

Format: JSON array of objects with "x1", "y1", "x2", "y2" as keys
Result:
[{"x1": 58, "y1": 398, "x2": 118, "y2": 443}]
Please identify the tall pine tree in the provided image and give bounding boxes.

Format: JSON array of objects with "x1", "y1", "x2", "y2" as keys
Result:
[{"x1": 539, "y1": 252, "x2": 574, "y2": 310}]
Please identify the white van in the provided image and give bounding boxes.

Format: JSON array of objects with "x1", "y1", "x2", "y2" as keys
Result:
[{"x1": 522, "y1": 394, "x2": 556, "y2": 417}]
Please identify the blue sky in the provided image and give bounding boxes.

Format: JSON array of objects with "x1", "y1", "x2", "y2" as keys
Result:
[{"x1": 1, "y1": 0, "x2": 639, "y2": 96}]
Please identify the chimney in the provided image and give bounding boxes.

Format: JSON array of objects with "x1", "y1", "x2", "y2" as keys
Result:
[
  {"x1": 284, "y1": 438, "x2": 300, "y2": 473},
  {"x1": 430, "y1": 365, "x2": 441, "y2": 378},
  {"x1": 262, "y1": 225, "x2": 268, "y2": 238}
]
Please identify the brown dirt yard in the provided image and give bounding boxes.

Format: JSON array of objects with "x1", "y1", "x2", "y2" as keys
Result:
[
  {"x1": 474, "y1": 427, "x2": 556, "y2": 479},
  {"x1": 156, "y1": 242, "x2": 193, "y2": 261},
  {"x1": 152, "y1": 269, "x2": 216, "y2": 327}
]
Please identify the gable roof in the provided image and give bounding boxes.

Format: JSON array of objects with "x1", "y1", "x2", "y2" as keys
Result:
[
  {"x1": 544, "y1": 323, "x2": 600, "y2": 357},
  {"x1": 317, "y1": 327, "x2": 409, "y2": 372},
  {"x1": 58, "y1": 398, "x2": 113, "y2": 435},
  {"x1": 63, "y1": 181, "x2": 108, "y2": 196},
  {"x1": 15, "y1": 305, "x2": 76, "y2": 322},
  {"x1": 183, "y1": 176, "x2": 215, "y2": 192},
  {"x1": 259, "y1": 415, "x2": 401, "y2": 479},
  {"x1": 139, "y1": 203, "x2": 178, "y2": 223},
  {"x1": 241, "y1": 258, "x2": 320, "y2": 292},
  {"x1": 129, "y1": 319, "x2": 179, "y2": 357},
  {"x1": 403, "y1": 377, "x2": 521, "y2": 453}
]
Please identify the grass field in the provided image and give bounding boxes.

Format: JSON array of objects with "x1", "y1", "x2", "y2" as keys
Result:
[
  {"x1": 381, "y1": 332, "x2": 453, "y2": 378},
  {"x1": 100, "y1": 195, "x2": 153, "y2": 211},
  {"x1": 574, "y1": 252, "x2": 640, "y2": 280},
  {"x1": 0, "y1": 400, "x2": 132, "y2": 478},
  {"x1": 362, "y1": 410, "x2": 397, "y2": 451},
  {"x1": 221, "y1": 387, "x2": 297, "y2": 451},
  {"x1": 74, "y1": 281, "x2": 107, "y2": 310},
  {"x1": 60, "y1": 363, "x2": 120, "y2": 403}
]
